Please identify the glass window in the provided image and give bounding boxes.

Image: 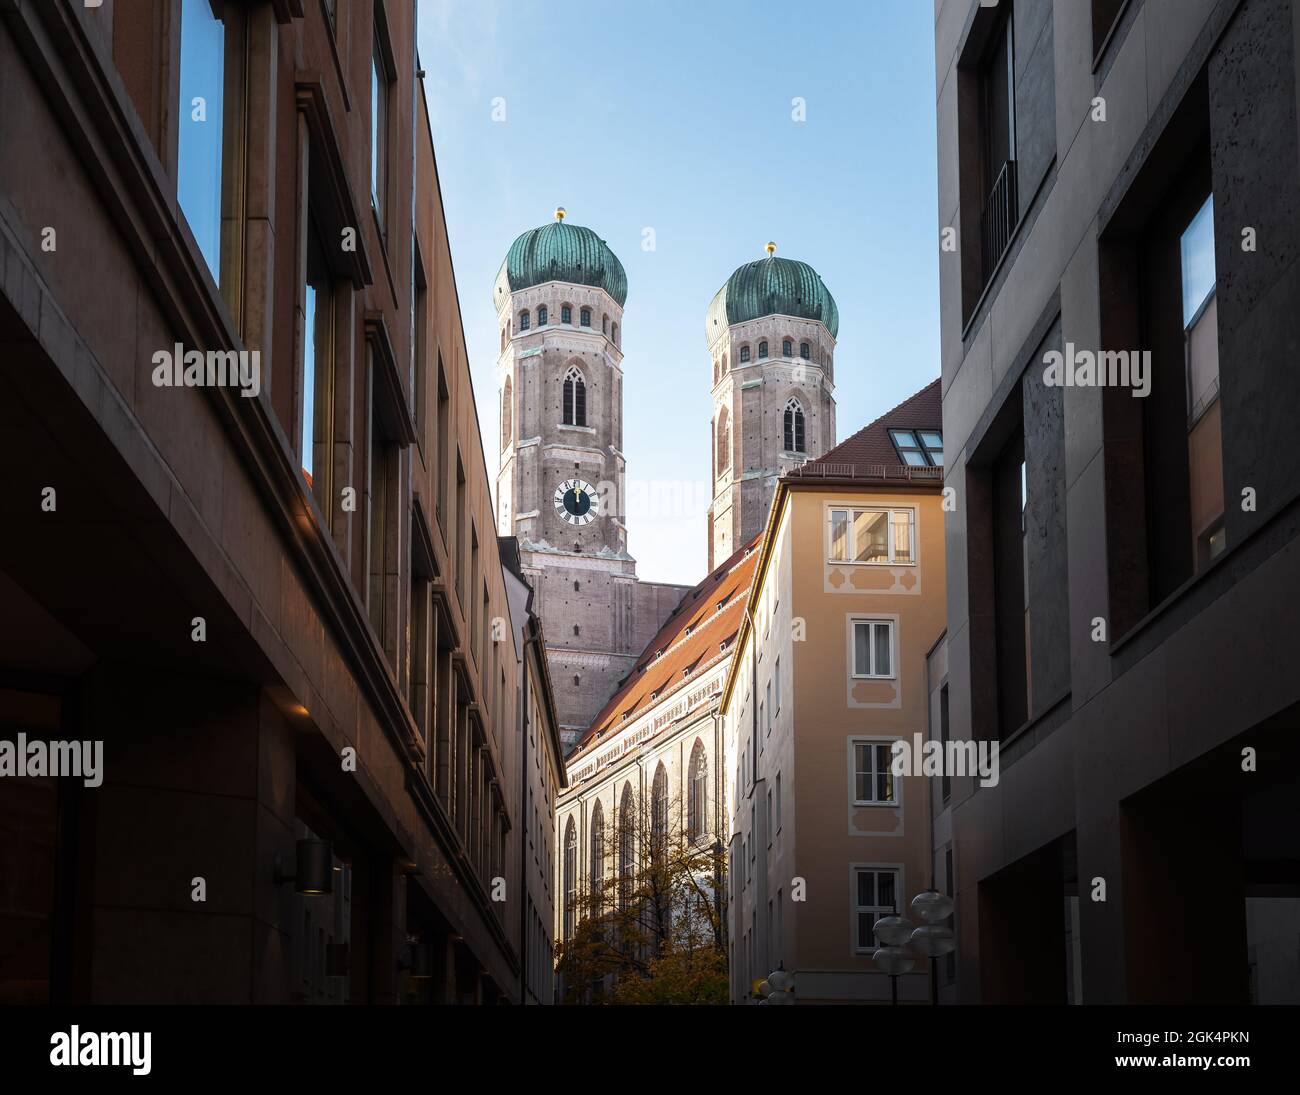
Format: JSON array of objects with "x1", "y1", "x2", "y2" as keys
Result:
[
  {"x1": 852, "y1": 619, "x2": 894, "y2": 678},
  {"x1": 1180, "y1": 195, "x2": 1216, "y2": 327},
  {"x1": 800, "y1": 342, "x2": 810, "y2": 359},
  {"x1": 758, "y1": 340, "x2": 768, "y2": 359},
  {"x1": 853, "y1": 742, "x2": 896, "y2": 804},
  {"x1": 561, "y1": 304, "x2": 572, "y2": 324},
  {"x1": 854, "y1": 868, "x2": 900, "y2": 953},
  {"x1": 537, "y1": 304, "x2": 548, "y2": 326},
  {"x1": 370, "y1": 31, "x2": 388, "y2": 227},
  {"x1": 519, "y1": 310, "x2": 530, "y2": 331},
  {"x1": 853, "y1": 510, "x2": 889, "y2": 563},
  {"x1": 740, "y1": 345, "x2": 751, "y2": 363},
  {"x1": 782, "y1": 339, "x2": 793, "y2": 357},
  {"x1": 178, "y1": 0, "x2": 225, "y2": 280},
  {"x1": 890, "y1": 428, "x2": 942, "y2": 467},
  {"x1": 580, "y1": 308, "x2": 591, "y2": 327}
]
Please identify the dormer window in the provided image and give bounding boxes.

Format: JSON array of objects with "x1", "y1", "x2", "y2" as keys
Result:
[{"x1": 890, "y1": 429, "x2": 944, "y2": 467}]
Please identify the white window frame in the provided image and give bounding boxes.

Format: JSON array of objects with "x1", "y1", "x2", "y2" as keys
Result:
[
  {"x1": 850, "y1": 864, "x2": 903, "y2": 956},
  {"x1": 850, "y1": 737, "x2": 899, "y2": 806},
  {"x1": 848, "y1": 616, "x2": 897, "y2": 680},
  {"x1": 827, "y1": 505, "x2": 917, "y2": 566}
]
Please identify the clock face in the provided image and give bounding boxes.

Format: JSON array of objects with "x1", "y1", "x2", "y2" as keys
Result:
[{"x1": 554, "y1": 478, "x2": 599, "y2": 525}]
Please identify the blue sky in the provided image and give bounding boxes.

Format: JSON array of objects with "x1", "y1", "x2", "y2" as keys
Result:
[{"x1": 418, "y1": 0, "x2": 939, "y2": 586}]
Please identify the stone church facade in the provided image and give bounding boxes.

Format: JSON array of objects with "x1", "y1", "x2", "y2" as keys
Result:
[{"x1": 494, "y1": 212, "x2": 689, "y2": 749}]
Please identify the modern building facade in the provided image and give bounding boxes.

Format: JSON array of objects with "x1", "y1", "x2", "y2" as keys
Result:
[
  {"x1": 494, "y1": 213, "x2": 690, "y2": 750},
  {"x1": 934, "y1": 0, "x2": 1300, "y2": 1002},
  {"x1": 0, "y1": 0, "x2": 554, "y2": 1004},
  {"x1": 707, "y1": 246, "x2": 839, "y2": 570},
  {"x1": 499, "y1": 538, "x2": 567, "y2": 1005},
  {"x1": 720, "y1": 383, "x2": 948, "y2": 1003}
]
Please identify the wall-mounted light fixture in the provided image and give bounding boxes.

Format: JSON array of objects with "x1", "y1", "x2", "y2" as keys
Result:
[{"x1": 273, "y1": 838, "x2": 335, "y2": 895}]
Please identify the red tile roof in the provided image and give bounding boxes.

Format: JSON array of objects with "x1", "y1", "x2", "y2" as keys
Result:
[
  {"x1": 571, "y1": 535, "x2": 762, "y2": 755},
  {"x1": 786, "y1": 378, "x2": 943, "y2": 483}
]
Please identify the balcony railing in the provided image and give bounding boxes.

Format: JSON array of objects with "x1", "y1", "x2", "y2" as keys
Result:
[
  {"x1": 785, "y1": 463, "x2": 943, "y2": 482},
  {"x1": 980, "y1": 159, "x2": 1018, "y2": 286}
]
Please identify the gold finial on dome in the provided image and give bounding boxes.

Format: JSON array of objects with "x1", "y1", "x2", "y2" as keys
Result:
[
  {"x1": 765, "y1": 241, "x2": 777, "y2": 256},
  {"x1": 555, "y1": 206, "x2": 567, "y2": 221}
]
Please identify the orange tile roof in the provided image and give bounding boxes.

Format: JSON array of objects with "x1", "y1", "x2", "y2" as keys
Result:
[{"x1": 571, "y1": 535, "x2": 762, "y2": 756}]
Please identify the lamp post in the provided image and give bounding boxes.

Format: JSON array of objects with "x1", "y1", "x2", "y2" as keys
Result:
[{"x1": 872, "y1": 889, "x2": 955, "y2": 1005}]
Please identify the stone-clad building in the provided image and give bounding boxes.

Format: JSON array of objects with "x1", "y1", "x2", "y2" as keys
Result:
[
  {"x1": 707, "y1": 245, "x2": 839, "y2": 569},
  {"x1": 933, "y1": 0, "x2": 1300, "y2": 1003},
  {"x1": 494, "y1": 212, "x2": 690, "y2": 749},
  {"x1": 0, "y1": 0, "x2": 558, "y2": 1005}
]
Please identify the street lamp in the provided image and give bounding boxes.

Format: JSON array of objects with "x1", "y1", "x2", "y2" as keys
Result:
[{"x1": 872, "y1": 890, "x2": 955, "y2": 1005}]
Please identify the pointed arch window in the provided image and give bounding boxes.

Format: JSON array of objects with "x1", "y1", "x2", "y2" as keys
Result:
[
  {"x1": 519, "y1": 309, "x2": 530, "y2": 331},
  {"x1": 590, "y1": 801, "x2": 605, "y2": 910},
  {"x1": 784, "y1": 397, "x2": 806, "y2": 453},
  {"x1": 716, "y1": 406, "x2": 731, "y2": 475},
  {"x1": 651, "y1": 763, "x2": 668, "y2": 858},
  {"x1": 618, "y1": 783, "x2": 635, "y2": 908},
  {"x1": 563, "y1": 366, "x2": 587, "y2": 426},
  {"x1": 563, "y1": 817, "x2": 577, "y2": 939},
  {"x1": 501, "y1": 375, "x2": 512, "y2": 450},
  {"x1": 537, "y1": 304, "x2": 548, "y2": 326},
  {"x1": 688, "y1": 739, "x2": 708, "y2": 841}
]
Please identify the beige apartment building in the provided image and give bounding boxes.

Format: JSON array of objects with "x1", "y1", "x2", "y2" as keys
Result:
[{"x1": 721, "y1": 381, "x2": 947, "y2": 1003}]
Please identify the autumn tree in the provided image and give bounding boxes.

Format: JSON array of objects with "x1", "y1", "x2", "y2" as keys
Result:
[{"x1": 556, "y1": 782, "x2": 728, "y2": 1004}]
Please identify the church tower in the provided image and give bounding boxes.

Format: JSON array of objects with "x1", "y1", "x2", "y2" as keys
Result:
[
  {"x1": 706, "y1": 243, "x2": 839, "y2": 569},
  {"x1": 495, "y1": 210, "x2": 687, "y2": 750}
]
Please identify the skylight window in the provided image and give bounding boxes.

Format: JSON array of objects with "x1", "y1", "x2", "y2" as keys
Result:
[{"x1": 890, "y1": 428, "x2": 944, "y2": 467}]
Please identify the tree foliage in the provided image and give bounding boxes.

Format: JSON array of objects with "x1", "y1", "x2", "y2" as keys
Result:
[{"x1": 556, "y1": 787, "x2": 728, "y2": 1005}]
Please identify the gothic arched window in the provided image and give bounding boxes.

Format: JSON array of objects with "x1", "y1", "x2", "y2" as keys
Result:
[
  {"x1": 501, "y1": 375, "x2": 512, "y2": 449},
  {"x1": 716, "y1": 406, "x2": 731, "y2": 475},
  {"x1": 519, "y1": 309, "x2": 530, "y2": 331},
  {"x1": 563, "y1": 366, "x2": 587, "y2": 426},
  {"x1": 650, "y1": 763, "x2": 668, "y2": 862},
  {"x1": 580, "y1": 307, "x2": 591, "y2": 327},
  {"x1": 688, "y1": 738, "x2": 708, "y2": 841},
  {"x1": 782, "y1": 338, "x2": 793, "y2": 357},
  {"x1": 784, "y1": 397, "x2": 806, "y2": 453},
  {"x1": 537, "y1": 304, "x2": 548, "y2": 325},
  {"x1": 739, "y1": 344, "x2": 751, "y2": 364},
  {"x1": 563, "y1": 817, "x2": 577, "y2": 939},
  {"x1": 618, "y1": 783, "x2": 635, "y2": 908},
  {"x1": 758, "y1": 340, "x2": 768, "y2": 359},
  {"x1": 590, "y1": 801, "x2": 605, "y2": 910},
  {"x1": 800, "y1": 341, "x2": 811, "y2": 360}
]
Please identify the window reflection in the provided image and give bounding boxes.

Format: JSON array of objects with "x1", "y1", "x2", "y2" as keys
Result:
[{"x1": 178, "y1": 0, "x2": 225, "y2": 280}]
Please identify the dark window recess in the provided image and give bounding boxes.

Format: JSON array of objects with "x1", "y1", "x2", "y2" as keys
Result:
[
  {"x1": 939, "y1": 684, "x2": 951, "y2": 803},
  {"x1": 979, "y1": 8, "x2": 1017, "y2": 286},
  {"x1": 993, "y1": 427, "x2": 1029, "y2": 738},
  {"x1": 1091, "y1": 0, "x2": 1127, "y2": 62}
]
